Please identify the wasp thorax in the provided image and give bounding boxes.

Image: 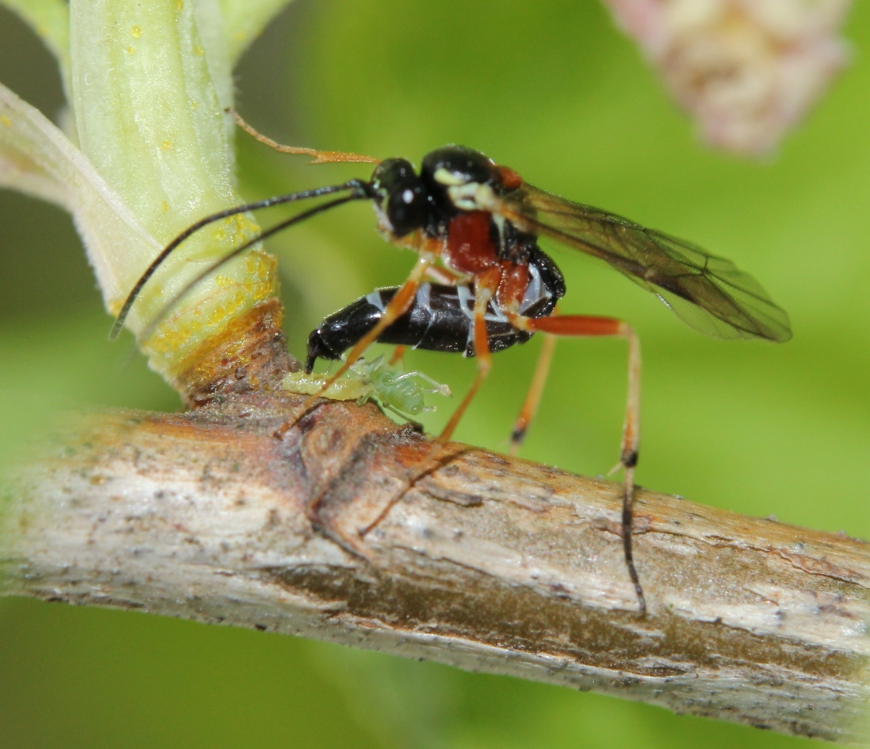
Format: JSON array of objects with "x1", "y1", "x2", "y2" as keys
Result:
[
  {"x1": 370, "y1": 158, "x2": 428, "y2": 237},
  {"x1": 422, "y1": 146, "x2": 497, "y2": 188}
]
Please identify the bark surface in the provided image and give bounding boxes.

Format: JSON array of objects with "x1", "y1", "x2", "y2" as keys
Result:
[{"x1": 2, "y1": 391, "x2": 868, "y2": 743}]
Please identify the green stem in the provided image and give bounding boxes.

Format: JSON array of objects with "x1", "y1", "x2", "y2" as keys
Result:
[{"x1": 69, "y1": 0, "x2": 278, "y2": 378}]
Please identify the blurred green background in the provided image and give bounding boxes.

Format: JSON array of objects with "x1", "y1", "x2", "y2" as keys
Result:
[{"x1": 2, "y1": 1, "x2": 869, "y2": 747}]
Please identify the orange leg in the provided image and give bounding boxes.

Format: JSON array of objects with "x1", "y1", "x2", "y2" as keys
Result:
[
  {"x1": 359, "y1": 268, "x2": 502, "y2": 536},
  {"x1": 511, "y1": 312, "x2": 645, "y2": 614},
  {"x1": 433, "y1": 271, "x2": 499, "y2": 447},
  {"x1": 388, "y1": 346, "x2": 407, "y2": 367},
  {"x1": 508, "y1": 332, "x2": 557, "y2": 456}
]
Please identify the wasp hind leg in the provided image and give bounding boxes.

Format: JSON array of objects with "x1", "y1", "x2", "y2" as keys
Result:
[
  {"x1": 509, "y1": 332, "x2": 558, "y2": 455},
  {"x1": 509, "y1": 312, "x2": 645, "y2": 615}
]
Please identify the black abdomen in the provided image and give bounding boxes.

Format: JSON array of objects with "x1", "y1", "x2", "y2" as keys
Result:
[{"x1": 305, "y1": 251, "x2": 565, "y2": 372}]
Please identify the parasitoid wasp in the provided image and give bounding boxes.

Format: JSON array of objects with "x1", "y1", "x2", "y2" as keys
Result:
[{"x1": 111, "y1": 111, "x2": 793, "y2": 614}]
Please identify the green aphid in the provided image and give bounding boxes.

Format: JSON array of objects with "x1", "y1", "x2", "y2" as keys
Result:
[{"x1": 282, "y1": 356, "x2": 450, "y2": 418}]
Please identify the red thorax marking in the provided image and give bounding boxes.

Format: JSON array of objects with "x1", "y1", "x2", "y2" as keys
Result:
[
  {"x1": 445, "y1": 211, "x2": 533, "y2": 320},
  {"x1": 445, "y1": 211, "x2": 499, "y2": 274}
]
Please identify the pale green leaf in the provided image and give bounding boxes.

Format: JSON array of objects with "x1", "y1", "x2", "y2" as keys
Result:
[{"x1": 0, "y1": 81, "x2": 161, "y2": 309}]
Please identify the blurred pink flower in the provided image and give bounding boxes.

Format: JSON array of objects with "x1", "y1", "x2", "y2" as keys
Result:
[{"x1": 607, "y1": 0, "x2": 852, "y2": 154}]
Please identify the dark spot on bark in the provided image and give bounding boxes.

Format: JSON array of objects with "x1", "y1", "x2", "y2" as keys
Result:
[{"x1": 328, "y1": 429, "x2": 345, "y2": 452}]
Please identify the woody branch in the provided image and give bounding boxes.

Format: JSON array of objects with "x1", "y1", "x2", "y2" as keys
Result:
[{"x1": 2, "y1": 383, "x2": 868, "y2": 744}]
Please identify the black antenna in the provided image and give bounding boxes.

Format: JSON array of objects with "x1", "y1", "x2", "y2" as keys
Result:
[
  {"x1": 109, "y1": 179, "x2": 373, "y2": 340},
  {"x1": 134, "y1": 193, "x2": 364, "y2": 344}
]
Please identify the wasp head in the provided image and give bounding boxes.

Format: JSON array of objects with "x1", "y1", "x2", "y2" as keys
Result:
[{"x1": 370, "y1": 158, "x2": 429, "y2": 237}]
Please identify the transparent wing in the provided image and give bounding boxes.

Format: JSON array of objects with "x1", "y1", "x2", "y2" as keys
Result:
[{"x1": 495, "y1": 183, "x2": 792, "y2": 342}]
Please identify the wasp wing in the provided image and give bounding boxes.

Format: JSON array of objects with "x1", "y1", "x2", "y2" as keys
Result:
[{"x1": 494, "y1": 183, "x2": 792, "y2": 342}]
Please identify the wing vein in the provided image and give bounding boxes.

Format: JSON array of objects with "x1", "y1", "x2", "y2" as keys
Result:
[{"x1": 494, "y1": 183, "x2": 791, "y2": 342}]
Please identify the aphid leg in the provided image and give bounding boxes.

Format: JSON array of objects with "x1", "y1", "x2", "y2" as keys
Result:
[
  {"x1": 227, "y1": 108, "x2": 380, "y2": 164},
  {"x1": 384, "y1": 406, "x2": 426, "y2": 434},
  {"x1": 276, "y1": 254, "x2": 435, "y2": 438},
  {"x1": 508, "y1": 332, "x2": 558, "y2": 456},
  {"x1": 512, "y1": 313, "x2": 645, "y2": 615},
  {"x1": 394, "y1": 371, "x2": 450, "y2": 399},
  {"x1": 359, "y1": 269, "x2": 501, "y2": 537}
]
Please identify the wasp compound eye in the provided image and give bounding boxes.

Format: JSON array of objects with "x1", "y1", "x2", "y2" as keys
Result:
[
  {"x1": 387, "y1": 182, "x2": 427, "y2": 236},
  {"x1": 371, "y1": 158, "x2": 428, "y2": 236}
]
